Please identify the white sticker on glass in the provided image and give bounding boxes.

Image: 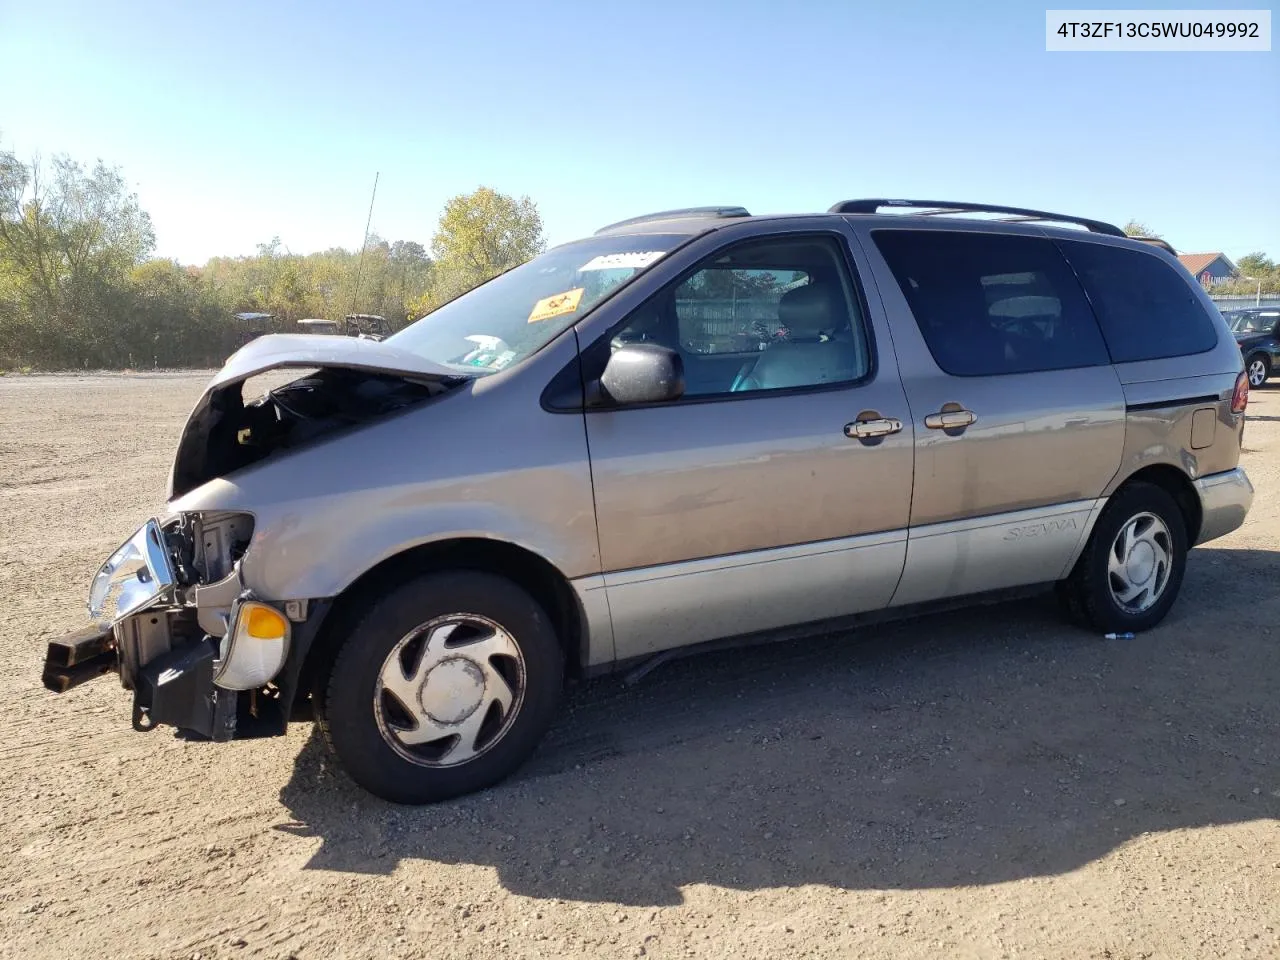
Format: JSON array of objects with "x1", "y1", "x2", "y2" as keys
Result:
[{"x1": 579, "y1": 251, "x2": 665, "y2": 272}]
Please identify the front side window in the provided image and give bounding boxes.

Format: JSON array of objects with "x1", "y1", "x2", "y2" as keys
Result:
[
  {"x1": 388, "y1": 234, "x2": 685, "y2": 373},
  {"x1": 872, "y1": 229, "x2": 1110, "y2": 376},
  {"x1": 606, "y1": 234, "x2": 871, "y2": 397},
  {"x1": 1059, "y1": 240, "x2": 1219, "y2": 363}
]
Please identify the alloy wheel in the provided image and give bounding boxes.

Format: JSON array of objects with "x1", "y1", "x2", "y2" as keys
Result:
[{"x1": 1247, "y1": 358, "x2": 1268, "y2": 387}]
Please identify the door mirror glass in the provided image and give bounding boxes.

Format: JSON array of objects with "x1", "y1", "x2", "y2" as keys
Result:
[{"x1": 598, "y1": 344, "x2": 685, "y2": 405}]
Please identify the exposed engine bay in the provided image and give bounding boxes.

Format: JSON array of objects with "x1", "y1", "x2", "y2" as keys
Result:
[{"x1": 170, "y1": 367, "x2": 459, "y2": 497}]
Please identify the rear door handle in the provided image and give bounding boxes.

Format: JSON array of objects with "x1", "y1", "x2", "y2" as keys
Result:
[
  {"x1": 924, "y1": 408, "x2": 977, "y2": 430},
  {"x1": 844, "y1": 417, "x2": 903, "y2": 439}
]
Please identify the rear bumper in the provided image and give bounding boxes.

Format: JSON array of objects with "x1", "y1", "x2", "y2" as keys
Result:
[{"x1": 1194, "y1": 467, "x2": 1254, "y2": 545}]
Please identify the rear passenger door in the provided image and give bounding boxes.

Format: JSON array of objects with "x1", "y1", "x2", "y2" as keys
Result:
[{"x1": 857, "y1": 226, "x2": 1127, "y2": 606}]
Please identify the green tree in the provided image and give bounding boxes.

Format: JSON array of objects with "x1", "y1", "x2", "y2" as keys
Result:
[
  {"x1": 427, "y1": 187, "x2": 545, "y2": 308},
  {"x1": 0, "y1": 146, "x2": 156, "y2": 366},
  {"x1": 1237, "y1": 252, "x2": 1275, "y2": 276},
  {"x1": 1122, "y1": 220, "x2": 1161, "y2": 239}
]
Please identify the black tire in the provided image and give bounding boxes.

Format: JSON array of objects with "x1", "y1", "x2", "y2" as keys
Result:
[
  {"x1": 1245, "y1": 353, "x2": 1270, "y2": 389},
  {"x1": 1056, "y1": 482, "x2": 1188, "y2": 634},
  {"x1": 318, "y1": 571, "x2": 563, "y2": 804}
]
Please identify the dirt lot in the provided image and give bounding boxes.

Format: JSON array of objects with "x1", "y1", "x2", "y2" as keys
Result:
[{"x1": 1, "y1": 372, "x2": 1277, "y2": 960}]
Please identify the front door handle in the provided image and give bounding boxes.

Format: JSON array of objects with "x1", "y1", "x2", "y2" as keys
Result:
[
  {"x1": 844, "y1": 417, "x2": 903, "y2": 439},
  {"x1": 924, "y1": 406, "x2": 977, "y2": 430}
]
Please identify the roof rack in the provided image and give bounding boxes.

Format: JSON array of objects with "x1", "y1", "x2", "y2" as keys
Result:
[
  {"x1": 828, "y1": 199, "x2": 1126, "y2": 238},
  {"x1": 595, "y1": 206, "x2": 751, "y2": 235}
]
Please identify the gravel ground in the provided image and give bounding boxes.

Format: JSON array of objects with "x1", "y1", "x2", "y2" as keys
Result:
[{"x1": 1, "y1": 372, "x2": 1278, "y2": 960}]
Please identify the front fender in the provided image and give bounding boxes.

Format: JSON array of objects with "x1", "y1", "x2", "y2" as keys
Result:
[{"x1": 238, "y1": 493, "x2": 594, "y2": 601}]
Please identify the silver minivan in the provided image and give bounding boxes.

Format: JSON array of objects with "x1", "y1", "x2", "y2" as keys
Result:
[{"x1": 44, "y1": 200, "x2": 1255, "y2": 803}]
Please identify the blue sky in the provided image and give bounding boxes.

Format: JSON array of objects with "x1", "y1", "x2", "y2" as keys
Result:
[{"x1": 1, "y1": 0, "x2": 1276, "y2": 264}]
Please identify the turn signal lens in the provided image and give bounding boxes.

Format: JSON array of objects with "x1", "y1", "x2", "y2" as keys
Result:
[
  {"x1": 214, "y1": 600, "x2": 291, "y2": 691},
  {"x1": 246, "y1": 605, "x2": 288, "y2": 639},
  {"x1": 1231, "y1": 371, "x2": 1249, "y2": 414}
]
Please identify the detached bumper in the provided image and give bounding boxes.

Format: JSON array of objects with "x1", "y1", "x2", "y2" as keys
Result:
[
  {"x1": 43, "y1": 620, "x2": 235, "y2": 740},
  {"x1": 1194, "y1": 467, "x2": 1254, "y2": 545}
]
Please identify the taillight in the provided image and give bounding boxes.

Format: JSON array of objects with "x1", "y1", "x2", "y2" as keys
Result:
[{"x1": 1231, "y1": 371, "x2": 1249, "y2": 414}]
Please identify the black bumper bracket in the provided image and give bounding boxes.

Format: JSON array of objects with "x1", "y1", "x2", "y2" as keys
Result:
[{"x1": 132, "y1": 639, "x2": 237, "y2": 742}]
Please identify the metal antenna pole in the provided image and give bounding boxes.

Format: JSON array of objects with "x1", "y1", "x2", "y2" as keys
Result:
[{"x1": 350, "y1": 172, "x2": 380, "y2": 317}]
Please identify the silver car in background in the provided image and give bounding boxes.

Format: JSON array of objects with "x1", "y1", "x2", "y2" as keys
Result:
[{"x1": 44, "y1": 199, "x2": 1254, "y2": 803}]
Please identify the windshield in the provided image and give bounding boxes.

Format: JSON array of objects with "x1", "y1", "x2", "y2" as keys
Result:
[
  {"x1": 1231, "y1": 312, "x2": 1278, "y2": 333},
  {"x1": 388, "y1": 233, "x2": 685, "y2": 372}
]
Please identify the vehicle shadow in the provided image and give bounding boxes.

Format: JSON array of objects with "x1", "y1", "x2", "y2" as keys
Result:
[{"x1": 277, "y1": 547, "x2": 1280, "y2": 905}]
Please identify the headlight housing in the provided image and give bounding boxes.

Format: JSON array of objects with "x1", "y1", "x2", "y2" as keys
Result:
[
  {"x1": 214, "y1": 600, "x2": 291, "y2": 691},
  {"x1": 88, "y1": 520, "x2": 176, "y2": 625}
]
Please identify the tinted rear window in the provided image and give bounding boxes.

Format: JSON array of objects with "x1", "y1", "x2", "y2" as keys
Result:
[
  {"x1": 872, "y1": 230, "x2": 1110, "y2": 376},
  {"x1": 1058, "y1": 241, "x2": 1219, "y2": 363}
]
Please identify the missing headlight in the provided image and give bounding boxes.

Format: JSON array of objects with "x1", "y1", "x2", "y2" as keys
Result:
[{"x1": 184, "y1": 512, "x2": 255, "y2": 585}]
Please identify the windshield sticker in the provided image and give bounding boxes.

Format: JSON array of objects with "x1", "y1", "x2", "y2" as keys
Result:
[
  {"x1": 528, "y1": 287, "x2": 585, "y2": 323},
  {"x1": 579, "y1": 251, "x2": 665, "y2": 272}
]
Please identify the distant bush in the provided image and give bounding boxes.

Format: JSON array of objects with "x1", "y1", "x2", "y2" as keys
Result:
[{"x1": 2, "y1": 143, "x2": 543, "y2": 370}]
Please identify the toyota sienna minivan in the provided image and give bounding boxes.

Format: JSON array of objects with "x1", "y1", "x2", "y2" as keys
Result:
[{"x1": 44, "y1": 199, "x2": 1254, "y2": 803}]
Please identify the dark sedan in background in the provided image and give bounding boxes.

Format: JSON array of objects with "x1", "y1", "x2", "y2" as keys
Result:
[{"x1": 1227, "y1": 308, "x2": 1280, "y2": 388}]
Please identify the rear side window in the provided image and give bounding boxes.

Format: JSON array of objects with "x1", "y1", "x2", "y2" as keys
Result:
[
  {"x1": 872, "y1": 230, "x2": 1109, "y2": 376},
  {"x1": 1058, "y1": 241, "x2": 1219, "y2": 363}
]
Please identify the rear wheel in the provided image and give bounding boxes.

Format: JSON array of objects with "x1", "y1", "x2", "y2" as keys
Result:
[
  {"x1": 1246, "y1": 354, "x2": 1270, "y2": 388},
  {"x1": 1057, "y1": 482, "x2": 1188, "y2": 634},
  {"x1": 319, "y1": 571, "x2": 564, "y2": 803}
]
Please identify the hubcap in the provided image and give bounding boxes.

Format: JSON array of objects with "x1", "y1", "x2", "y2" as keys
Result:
[
  {"x1": 1107, "y1": 512, "x2": 1173, "y2": 614},
  {"x1": 420, "y1": 657, "x2": 486, "y2": 724},
  {"x1": 374, "y1": 615, "x2": 525, "y2": 768},
  {"x1": 1248, "y1": 359, "x2": 1267, "y2": 387}
]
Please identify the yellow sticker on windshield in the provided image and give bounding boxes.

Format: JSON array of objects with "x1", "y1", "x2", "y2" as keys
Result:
[{"x1": 528, "y1": 287, "x2": 584, "y2": 323}]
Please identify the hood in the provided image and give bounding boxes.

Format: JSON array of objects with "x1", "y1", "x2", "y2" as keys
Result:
[
  {"x1": 168, "y1": 335, "x2": 461, "y2": 500},
  {"x1": 211, "y1": 333, "x2": 457, "y2": 388}
]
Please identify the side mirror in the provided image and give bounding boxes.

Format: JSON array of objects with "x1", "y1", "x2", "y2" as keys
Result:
[{"x1": 597, "y1": 344, "x2": 685, "y2": 406}]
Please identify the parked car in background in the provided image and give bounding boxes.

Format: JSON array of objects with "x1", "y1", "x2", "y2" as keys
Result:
[
  {"x1": 345, "y1": 314, "x2": 390, "y2": 340},
  {"x1": 233, "y1": 312, "x2": 275, "y2": 348},
  {"x1": 294, "y1": 316, "x2": 390, "y2": 339},
  {"x1": 45, "y1": 199, "x2": 1253, "y2": 805},
  {"x1": 297, "y1": 318, "x2": 341, "y2": 335},
  {"x1": 1229, "y1": 309, "x2": 1280, "y2": 387}
]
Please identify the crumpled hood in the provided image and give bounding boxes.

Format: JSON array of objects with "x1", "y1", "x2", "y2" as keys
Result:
[
  {"x1": 211, "y1": 333, "x2": 457, "y2": 388},
  {"x1": 167, "y1": 335, "x2": 460, "y2": 499}
]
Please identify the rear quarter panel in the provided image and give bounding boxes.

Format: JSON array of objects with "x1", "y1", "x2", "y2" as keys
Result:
[{"x1": 1075, "y1": 235, "x2": 1248, "y2": 495}]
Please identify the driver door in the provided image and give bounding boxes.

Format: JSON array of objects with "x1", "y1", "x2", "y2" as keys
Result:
[{"x1": 581, "y1": 229, "x2": 915, "y2": 661}]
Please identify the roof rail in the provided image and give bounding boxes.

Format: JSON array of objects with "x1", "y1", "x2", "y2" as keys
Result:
[
  {"x1": 1128, "y1": 236, "x2": 1178, "y2": 256},
  {"x1": 828, "y1": 199, "x2": 1126, "y2": 238},
  {"x1": 595, "y1": 206, "x2": 751, "y2": 235}
]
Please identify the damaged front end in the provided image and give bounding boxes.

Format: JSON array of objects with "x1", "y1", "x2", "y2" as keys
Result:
[
  {"x1": 43, "y1": 513, "x2": 288, "y2": 741},
  {"x1": 42, "y1": 333, "x2": 467, "y2": 741}
]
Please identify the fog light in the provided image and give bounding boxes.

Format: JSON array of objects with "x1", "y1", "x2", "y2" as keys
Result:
[{"x1": 214, "y1": 600, "x2": 290, "y2": 691}]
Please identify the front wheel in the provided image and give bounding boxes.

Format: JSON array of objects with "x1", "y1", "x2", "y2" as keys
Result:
[
  {"x1": 1246, "y1": 354, "x2": 1270, "y2": 388},
  {"x1": 319, "y1": 571, "x2": 564, "y2": 804},
  {"x1": 1057, "y1": 482, "x2": 1188, "y2": 634}
]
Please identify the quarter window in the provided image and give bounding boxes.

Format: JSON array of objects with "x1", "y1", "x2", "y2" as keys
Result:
[
  {"x1": 1058, "y1": 241, "x2": 1219, "y2": 363},
  {"x1": 872, "y1": 230, "x2": 1110, "y2": 376}
]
